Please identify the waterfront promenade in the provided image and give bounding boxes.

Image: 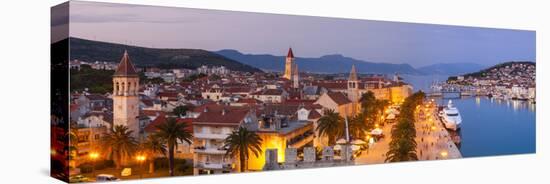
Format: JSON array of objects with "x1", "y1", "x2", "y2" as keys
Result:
[
  {"x1": 415, "y1": 103, "x2": 462, "y2": 160},
  {"x1": 355, "y1": 101, "x2": 461, "y2": 165},
  {"x1": 355, "y1": 123, "x2": 393, "y2": 164}
]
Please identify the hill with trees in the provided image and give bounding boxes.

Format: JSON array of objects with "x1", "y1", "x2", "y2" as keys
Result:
[{"x1": 69, "y1": 37, "x2": 262, "y2": 73}]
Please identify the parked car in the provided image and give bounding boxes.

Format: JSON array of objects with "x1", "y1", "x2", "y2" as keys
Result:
[{"x1": 96, "y1": 174, "x2": 120, "y2": 182}]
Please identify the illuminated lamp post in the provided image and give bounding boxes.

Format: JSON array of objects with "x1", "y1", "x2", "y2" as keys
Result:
[
  {"x1": 89, "y1": 152, "x2": 99, "y2": 177},
  {"x1": 136, "y1": 155, "x2": 146, "y2": 179}
]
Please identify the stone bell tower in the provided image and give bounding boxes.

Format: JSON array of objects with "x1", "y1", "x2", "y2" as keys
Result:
[
  {"x1": 112, "y1": 50, "x2": 140, "y2": 138},
  {"x1": 347, "y1": 65, "x2": 359, "y2": 103},
  {"x1": 283, "y1": 47, "x2": 295, "y2": 80},
  {"x1": 347, "y1": 65, "x2": 360, "y2": 115}
]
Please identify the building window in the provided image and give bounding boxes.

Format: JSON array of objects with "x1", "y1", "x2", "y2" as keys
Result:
[{"x1": 94, "y1": 134, "x2": 100, "y2": 140}]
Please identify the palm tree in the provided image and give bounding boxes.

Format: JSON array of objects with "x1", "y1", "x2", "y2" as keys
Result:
[
  {"x1": 141, "y1": 134, "x2": 167, "y2": 173},
  {"x1": 385, "y1": 91, "x2": 425, "y2": 162},
  {"x1": 155, "y1": 118, "x2": 192, "y2": 176},
  {"x1": 316, "y1": 109, "x2": 344, "y2": 146},
  {"x1": 101, "y1": 125, "x2": 138, "y2": 169},
  {"x1": 348, "y1": 113, "x2": 368, "y2": 140},
  {"x1": 172, "y1": 105, "x2": 192, "y2": 118},
  {"x1": 360, "y1": 91, "x2": 389, "y2": 128},
  {"x1": 385, "y1": 137, "x2": 418, "y2": 162},
  {"x1": 224, "y1": 126, "x2": 263, "y2": 172}
]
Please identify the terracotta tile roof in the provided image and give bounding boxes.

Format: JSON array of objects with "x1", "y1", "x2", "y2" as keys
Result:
[
  {"x1": 252, "y1": 89, "x2": 285, "y2": 96},
  {"x1": 287, "y1": 89, "x2": 302, "y2": 99},
  {"x1": 316, "y1": 82, "x2": 347, "y2": 90},
  {"x1": 236, "y1": 98, "x2": 263, "y2": 105},
  {"x1": 308, "y1": 109, "x2": 322, "y2": 119},
  {"x1": 191, "y1": 103, "x2": 247, "y2": 113},
  {"x1": 284, "y1": 99, "x2": 316, "y2": 105},
  {"x1": 86, "y1": 94, "x2": 109, "y2": 101},
  {"x1": 261, "y1": 104, "x2": 300, "y2": 116},
  {"x1": 82, "y1": 112, "x2": 113, "y2": 124},
  {"x1": 194, "y1": 108, "x2": 250, "y2": 126},
  {"x1": 145, "y1": 116, "x2": 193, "y2": 133},
  {"x1": 158, "y1": 92, "x2": 179, "y2": 99},
  {"x1": 225, "y1": 87, "x2": 252, "y2": 93},
  {"x1": 141, "y1": 110, "x2": 165, "y2": 117},
  {"x1": 327, "y1": 92, "x2": 352, "y2": 105},
  {"x1": 114, "y1": 51, "x2": 138, "y2": 76},
  {"x1": 141, "y1": 99, "x2": 154, "y2": 107}
]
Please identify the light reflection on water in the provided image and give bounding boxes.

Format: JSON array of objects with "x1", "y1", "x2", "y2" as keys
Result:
[{"x1": 403, "y1": 74, "x2": 536, "y2": 157}]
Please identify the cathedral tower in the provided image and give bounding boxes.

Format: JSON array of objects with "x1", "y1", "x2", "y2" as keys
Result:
[
  {"x1": 292, "y1": 63, "x2": 299, "y2": 89},
  {"x1": 347, "y1": 65, "x2": 360, "y2": 102},
  {"x1": 112, "y1": 50, "x2": 140, "y2": 138},
  {"x1": 283, "y1": 47, "x2": 295, "y2": 80},
  {"x1": 347, "y1": 65, "x2": 360, "y2": 115}
]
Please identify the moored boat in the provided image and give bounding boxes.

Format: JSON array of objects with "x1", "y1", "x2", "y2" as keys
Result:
[{"x1": 441, "y1": 100, "x2": 462, "y2": 131}]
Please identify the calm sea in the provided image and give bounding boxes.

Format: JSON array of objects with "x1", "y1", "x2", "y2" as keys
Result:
[{"x1": 403, "y1": 74, "x2": 536, "y2": 157}]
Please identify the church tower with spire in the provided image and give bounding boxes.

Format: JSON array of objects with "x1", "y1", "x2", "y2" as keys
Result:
[
  {"x1": 112, "y1": 50, "x2": 140, "y2": 138},
  {"x1": 347, "y1": 65, "x2": 360, "y2": 115},
  {"x1": 283, "y1": 47, "x2": 295, "y2": 80},
  {"x1": 347, "y1": 65, "x2": 360, "y2": 102},
  {"x1": 292, "y1": 63, "x2": 299, "y2": 89}
]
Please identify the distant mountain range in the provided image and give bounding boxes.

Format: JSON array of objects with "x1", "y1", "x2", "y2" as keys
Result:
[
  {"x1": 216, "y1": 49, "x2": 421, "y2": 75},
  {"x1": 67, "y1": 37, "x2": 487, "y2": 75},
  {"x1": 68, "y1": 38, "x2": 262, "y2": 73},
  {"x1": 216, "y1": 49, "x2": 486, "y2": 75}
]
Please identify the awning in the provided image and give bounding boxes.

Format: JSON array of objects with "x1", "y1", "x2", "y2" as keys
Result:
[
  {"x1": 371, "y1": 128, "x2": 383, "y2": 135},
  {"x1": 336, "y1": 138, "x2": 347, "y2": 144},
  {"x1": 351, "y1": 139, "x2": 366, "y2": 145}
]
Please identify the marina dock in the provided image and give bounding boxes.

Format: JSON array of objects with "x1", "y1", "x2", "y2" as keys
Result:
[{"x1": 415, "y1": 104, "x2": 462, "y2": 160}]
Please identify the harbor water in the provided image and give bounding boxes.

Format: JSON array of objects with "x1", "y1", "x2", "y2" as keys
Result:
[{"x1": 403, "y1": 74, "x2": 536, "y2": 157}]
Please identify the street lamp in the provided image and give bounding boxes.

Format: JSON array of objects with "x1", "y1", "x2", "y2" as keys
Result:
[
  {"x1": 89, "y1": 152, "x2": 99, "y2": 177},
  {"x1": 440, "y1": 151, "x2": 448, "y2": 158},
  {"x1": 135, "y1": 155, "x2": 146, "y2": 179}
]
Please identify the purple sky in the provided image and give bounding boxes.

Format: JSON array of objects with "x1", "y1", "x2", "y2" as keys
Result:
[{"x1": 65, "y1": 1, "x2": 535, "y2": 67}]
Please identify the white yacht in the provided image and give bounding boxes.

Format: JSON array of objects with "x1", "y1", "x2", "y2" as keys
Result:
[{"x1": 441, "y1": 100, "x2": 462, "y2": 131}]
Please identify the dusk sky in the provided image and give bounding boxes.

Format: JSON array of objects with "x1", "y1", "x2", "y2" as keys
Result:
[{"x1": 65, "y1": 1, "x2": 536, "y2": 67}]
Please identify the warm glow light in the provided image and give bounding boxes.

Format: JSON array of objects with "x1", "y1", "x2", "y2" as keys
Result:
[
  {"x1": 375, "y1": 124, "x2": 379, "y2": 128},
  {"x1": 136, "y1": 155, "x2": 146, "y2": 162},
  {"x1": 89, "y1": 152, "x2": 99, "y2": 160},
  {"x1": 51, "y1": 149, "x2": 57, "y2": 156},
  {"x1": 440, "y1": 151, "x2": 448, "y2": 157},
  {"x1": 431, "y1": 126, "x2": 436, "y2": 130},
  {"x1": 249, "y1": 135, "x2": 286, "y2": 171}
]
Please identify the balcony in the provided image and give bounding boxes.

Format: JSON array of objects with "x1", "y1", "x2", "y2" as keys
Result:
[
  {"x1": 194, "y1": 162, "x2": 232, "y2": 170},
  {"x1": 194, "y1": 132, "x2": 230, "y2": 140},
  {"x1": 193, "y1": 146, "x2": 228, "y2": 154}
]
